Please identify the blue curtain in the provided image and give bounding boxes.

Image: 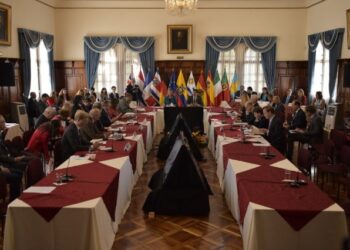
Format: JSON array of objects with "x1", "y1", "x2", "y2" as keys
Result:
[
  {"x1": 205, "y1": 36, "x2": 277, "y2": 91},
  {"x1": 84, "y1": 36, "x2": 155, "y2": 89},
  {"x1": 243, "y1": 37, "x2": 277, "y2": 92},
  {"x1": 307, "y1": 33, "x2": 321, "y2": 103},
  {"x1": 307, "y1": 28, "x2": 344, "y2": 102},
  {"x1": 18, "y1": 28, "x2": 55, "y2": 97},
  {"x1": 205, "y1": 36, "x2": 242, "y2": 77}
]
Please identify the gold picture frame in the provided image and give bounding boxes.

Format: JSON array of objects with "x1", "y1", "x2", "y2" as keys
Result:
[
  {"x1": 0, "y1": 2, "x2": 11, "y2": 46},
  {"x1": 347, "y1": 9, "x2": 350, "y2": 49},
  {"x1": 167, "y1": 24, "x2": 192, "y2": 54}
]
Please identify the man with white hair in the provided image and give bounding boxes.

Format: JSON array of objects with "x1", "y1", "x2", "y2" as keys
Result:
[
  {"x1": 34, "y1": 106, "x2": 56, "y2": 129},
  {"x1": 80, "y1": 108, "x2": 105, "y2": 142}
]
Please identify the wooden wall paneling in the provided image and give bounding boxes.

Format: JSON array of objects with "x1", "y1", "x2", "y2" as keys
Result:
[
  {"x1": 336, "y1": 59, "x2": 350, "y2": 119},
  {"x1": 0, "y1": 59, "x2": 23, "y2": 121}
]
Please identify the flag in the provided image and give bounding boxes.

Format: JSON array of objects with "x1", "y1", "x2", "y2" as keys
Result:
[
  {"x1": 143, "y1": 70, "x2": 157, "y2": 106},
  {"x1": 150, "y1": 68, "x2": 161, "y2": 105},
  {"x1": 206, "y1": 71, "x2": 215, "y2": 106},
  {"x1": 127, "y1": 64, "x2": 135, "y2": 84},
  {"x1": 196, "y1": 70, "x2": 207, "y2": 107},
  {"x1": 186, "y1": 71, "x2": 196, "y2": 97},
  {"x1": 230, "y1": 71, "x2": 239, "y2": 100},
  {"x1": 159, "y1": 81, "x2": 168, "y2": 106},
  {"x1": 221, "y1": 68, "x2": 231, "y2": 102},
  {"x1": 214, "y1": 69, "x2": 222, "y2": 106},
  {"x1": 136, "y1": 68, "x2": 144, "y2": 91},
  {"x1": 169, "y1": 69, "x2": 177, "y2": 92},
  {"x1": 176, "y1": 69, "x2": 187, "y2": 107}
]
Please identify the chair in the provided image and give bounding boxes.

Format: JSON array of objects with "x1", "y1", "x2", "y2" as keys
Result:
[
  {"x1": 0, "y1": 174, "x2": 7, "y2": 236},
  {"x1": 53, "y1": 139, "x2": 63, "y2": 169},
  {"x1": 297, "y1": 148, "x2": 313, "y2": 177},
  {"x1": 25, "y1": 159, "x2": 45, "y2": 188},
  {"x1": 22, "y1": 129, "x2": 34, "y2": 147},
  {"x1": 330, "y1": 129, "x2": 348, "y2": 159},
  {"x1": 10, "y1": 136, "x2": 25, "y2": 156}
]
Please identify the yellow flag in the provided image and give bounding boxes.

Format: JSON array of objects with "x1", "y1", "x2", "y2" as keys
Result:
[
  {"x1": 176, "y1": 69, "x2": 188, "y2": 100},
  {"x1": 206, "y1": 71, "x2": 215, "y2": 106}
]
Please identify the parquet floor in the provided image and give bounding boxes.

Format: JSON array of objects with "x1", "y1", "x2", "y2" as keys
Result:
[{"x1": 111, "y1": 135, "x2": 244, "y2": 250}]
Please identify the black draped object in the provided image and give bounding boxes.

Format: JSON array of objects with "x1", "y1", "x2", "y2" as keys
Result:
[
  {"x1": 158, "y1": 113, "x2": 203, "y2": 161},
  {"x1": 143, "y1": 138, "x2": 212, "y2": 216}
]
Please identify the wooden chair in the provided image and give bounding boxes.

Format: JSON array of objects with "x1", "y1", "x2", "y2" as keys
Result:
[{"x1": 25, "y1": 159, "x2": 45, "y2": 188}]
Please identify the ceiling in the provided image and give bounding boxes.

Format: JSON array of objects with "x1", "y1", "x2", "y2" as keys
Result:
[{"x1": 36, "y1": 0, "x2": 325, "y2": 9}]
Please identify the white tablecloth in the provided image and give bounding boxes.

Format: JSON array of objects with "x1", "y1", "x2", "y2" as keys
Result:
[
  {"x1": 5, "y1": 123, "x2": 23, "y2": 141},
  {"x1": 4, "y1": 155, "x2": 134, "y2": 250}
]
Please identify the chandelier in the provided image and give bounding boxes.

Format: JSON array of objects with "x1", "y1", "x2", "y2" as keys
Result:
[{"x1": 164, "y1": 0, "x2": 198, "y2": 15}]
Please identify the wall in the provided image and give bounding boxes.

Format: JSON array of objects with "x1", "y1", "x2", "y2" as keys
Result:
[
  {"x1": 306, "y1": 0, "x2": 350, "y2": 58},
  {"x1": 0, "y1": 0, "x2": 55, "y2": 58},
  {"x1": 54, "y1": 8, "x2": 307, "y2": 61}
]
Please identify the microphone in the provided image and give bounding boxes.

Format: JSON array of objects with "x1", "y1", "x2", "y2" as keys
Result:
[{"x1": 61, "y1": 156, "x2": 74, "y2": 182}]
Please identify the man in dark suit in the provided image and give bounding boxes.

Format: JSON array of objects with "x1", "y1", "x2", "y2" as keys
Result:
[
  {"x1": 61, "y1": 110, "x2": 99, "y2": 161},
  {"x1": 80, "y1": 108, "x2": 106, "y2": 142},
  {"x1": 234, "y1": 85, "x2": 245, "y2": 99},
  {"x1": 251, "y1": 107, "x2": 268, "y2": 128},
  {"x1": 281, "y1": 89, "x2": 294, "y2": 105},
  {"x1": 286, "y1": 105, "x2": 323, "y2": 160},
  {"x1": 37, "y1": 93, "x2": 49, "y2": 114},
  {"x1": 27, "y1": 92, "x2": 39, "y2": 129},
  {"x1": 261, "y1": 105, "x2": 285, "y2": 154},
  {"x1": 283, "y1": 100, "x2": 307, "y2": 130},
  {"x1": 109, "y1": 86, "x2": 119, "y2": 103}
]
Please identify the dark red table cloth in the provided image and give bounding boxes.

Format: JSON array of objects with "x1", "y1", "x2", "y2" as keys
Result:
[{"x1": 20, "y1": 162, "x2": 119, "y2": 222}]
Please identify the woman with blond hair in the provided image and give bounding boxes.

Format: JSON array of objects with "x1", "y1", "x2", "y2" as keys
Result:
[{"x1": 297, "y1": 88, "x2": 307, "y2": 105}]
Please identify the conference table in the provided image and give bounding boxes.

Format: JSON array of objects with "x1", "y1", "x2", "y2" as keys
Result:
[
  {"x1": 206, "y1": 109, "x2": 348, "y2": 250},
  {"x1": 4, "y1": 112, "x2": 157, "y2": 250}
]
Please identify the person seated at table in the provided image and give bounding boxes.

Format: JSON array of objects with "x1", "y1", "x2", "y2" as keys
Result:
[
  {"x1": 117, "y1": 93, "x2": 134, "y2": 114},
  {"x1": 80, "y1": 108, "x2": 106, "y2": 142},
  {"x1": 283, "y1": 100, "x2": 307, "y2": 130},
  {"x1": 286, "y1": 105, "x2": 323, "y2": 160},
  {"x1": 164, "y1": 88, "x2": 177, "y2": 107},
  {"x1": 239, "y1": 92, "x2": 250, "y2": 111},
  {"x1": 272, "y1": 95, "x2": 285, "y2": 122},
  {"x1": 311, "y1": 91, "x2": 326, "y2": 119},
  {"x1": 0, "y1": 115, "x2": 28, "y2": 171},
  {"x1": 37, "y1": 93, "x2": 49, "y2": 114},
  {"x1": 251, "y1": 107, "x2": 268, "y2": 128},
  {"x1": 34, "y1": 107, "x2": 56, "y2": 129},
  {"x1": 52, "y1": 108, "x2": 72, "y2": 132},
  {"x1": 27, "y1": 92, "x2": 39, "y2": 129},
  {"x1": 281, "y1": 89, "x2": 294, "y2": 105},
  {"x1": 109, "y1": 86, "x2": 119, "y2": 103},
  {"x1": 260, "y1": 105, "x2": 285, "y2": 154},
  {"x1": 187, "y1": 89, "x2": 203, "y2": 107},
  {"x1": 82, "y1": 96, "x2": 93, "y2": 112},
  {"x1": 296, "y1": 88, "x2": 307, "y2": 106},
  {"x1": 26, "y1": 120, "x2": 61, "y2": 162},
  {"x1": 259, "y1": 87, "x2": 269, "y2": 101},
  {"x1": 0, "y1": 163, "x2": 23, "y2": 201},
  {"x1": 234, "y1": 85, "x2": 245, "y2": 99},
  {"x1": 267, "y1": 94, "x2": 273, "y2": 105},
  {"x1": 246, "y1": 86, "x2": 253, "y2": 98},
  {"x1": 71, "y1": 95, "x2": 85, "y2": 119},
  {"x1": 61, "y1": 110, "x2": 99, "y2": 161},
  {"x1": 99, "y1": 88, "x2": 109, "y2": 102},
  {"x1": 250, "y1": 94, "x2": 260, "y2": 109},
  {"x1": 108, "y1": 100, "x2": 120, "y2": 119},
  {"x1": 241, "y1": 101, "x2": 255, "y2": 124},
  {"x1": 57, "y1": 88, "x2": 69, "y2": 108}
]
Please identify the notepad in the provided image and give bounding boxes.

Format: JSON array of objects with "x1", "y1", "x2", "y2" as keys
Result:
[{"x1": 24, "y1": 186, "x2": 56, "y2": 194}]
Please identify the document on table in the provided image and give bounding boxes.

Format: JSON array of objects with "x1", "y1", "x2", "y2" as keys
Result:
[{"x1": 24, "y1": 186, "x2": 56, "y2": 194}]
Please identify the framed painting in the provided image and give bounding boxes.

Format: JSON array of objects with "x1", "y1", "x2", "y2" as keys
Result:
[
  {"x1": 0, "y1": 2, "x2": 11, "y2": 46},
  {"x1": 167, "y1": 24, "x2": 192, "y2": 54}
]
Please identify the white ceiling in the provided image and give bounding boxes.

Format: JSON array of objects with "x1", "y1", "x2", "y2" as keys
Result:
[{"x1": 36, "y1": 0, "x2": 325, "y2": 9}]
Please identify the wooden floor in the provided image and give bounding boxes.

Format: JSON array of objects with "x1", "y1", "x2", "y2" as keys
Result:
[{"x1": 112, "y1": 135, "x2": 243, "y2": 250}]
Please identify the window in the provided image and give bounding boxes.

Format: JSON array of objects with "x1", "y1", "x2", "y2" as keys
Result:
[
  {"x1": 95, "y1": 44, "x2": 142, "y2": 95},
  {"x1": 29, "y1": 40, "x2": 52, "y2": 96},
  {"x1": 311, "y1": 42, "x2": 330, "y2": 100},
  {"x1": 217, "y1": 44, "x2": 266, "y2": 92},
  {"x1": 217, "y1": 49, "x2": 236, "y2": 81},
  {"x1": 243, "y1": 48, "x2": 265, "y2": 92}
]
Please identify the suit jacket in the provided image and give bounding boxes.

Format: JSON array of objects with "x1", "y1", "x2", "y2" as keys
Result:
[
  {"x1": 242, "y1": 112, "x2": 254, "y2": 124},
  {"x1": 0, "y1": 131, "x2": 14, "y2": 165},
  {"x1": 117, "y1": 98, "x2": 133, "y2": 114},
  {"x1": 100, "y1": 109, "x2": 112, "y2": 127},
  {"x1": 282, "y1": 94, "x2": 294, "y2": 105},
  {"x1": 290, "y1": 109, "x2": 307, "y2": 129},
  {"x1": 304, "y1": 114, "x2": 323, "y2": 144},
  {"x1": 62, "y1": 123, "x2": 90, "y2": 161},
  {"x1": 266, "y1": 116, "x2": 285, "y2": 153},
  {"x1": 27, "y1": 98, "x2": 39, "y2": 118},
  {"x1": 109, "y1": 92, "x2": 119, "y2": 102},
  {"x1": 37, "y1": 100, "x2": 48, "y2": 114},
  {"x1": 80, "y1": 118, "x2": 104, "y2": 142},
  {"x1": 34, "y1": 115, "x2": 49, "y2": 129},
  {"x1": 252, "y1": 116, "x2": 269, "y2": 129},
  {"x1": 164, "y1": 96, "x2": 177, "y2": 106}
]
